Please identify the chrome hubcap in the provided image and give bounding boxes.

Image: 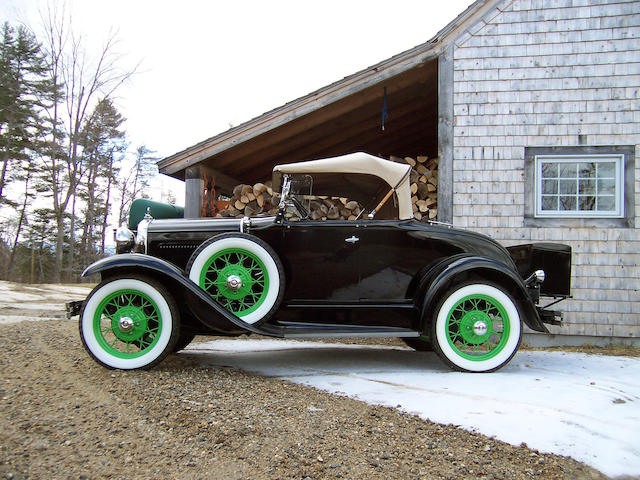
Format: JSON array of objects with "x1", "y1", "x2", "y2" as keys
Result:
[
  {"x1": 118, "y1": 316, "x2": 134, "y2": 332},
  {"x1": 473, "y1": 320, "x2": 488, "y2": 336},
  {"x1": 226, "y1": 275, "x2": 243, "y2": 291}
]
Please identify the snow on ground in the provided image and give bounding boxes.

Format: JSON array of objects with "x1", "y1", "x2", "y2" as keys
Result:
[
  {"x1": 184, "y1": 339, "x2": 640, "y2": 478},
  {"x1": 0, "y1": 281, "x2": 92, "y2": 324}
]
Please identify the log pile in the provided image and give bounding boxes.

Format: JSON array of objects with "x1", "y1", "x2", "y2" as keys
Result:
[
  {"x1": 214, "y1": 180, "x2": 363, "y2": 221},
  {"x1": 299, "y1": 197, "x2": 363, "y2": 221},
  {"x1": 216, "y1": 182, "x2": 279, "y2": 218},
  {"x1": 213, "y1": 155, "x2": 438, "y2": 222},
  {"x1": 390, "y1": 155, "x2": 439, "y2": 222}
]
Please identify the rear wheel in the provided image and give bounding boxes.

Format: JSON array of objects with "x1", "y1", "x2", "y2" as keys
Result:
[
  {"x1": 187, "y1": 233, "x2": 285, "y2": 325},
  {"x1": 431, "y1": 283, "x2": 522, "y2": 372},
  {"x1": 79, "y1": 276, "x2": 179, "y2": 370}
]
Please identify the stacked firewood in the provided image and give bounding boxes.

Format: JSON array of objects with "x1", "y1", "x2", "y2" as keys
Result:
[
  {"x1": 214, "y1": 155, "x2": 438, "y2": 221},
  {"x1": 215, "y1": 182, "x2": 363, "y2": 221},
  {"x1": 216, "y1": 182, "x2": 279, "y2": 218},
  {"x1": 301, "y1": 197, "x2": 362, "y2": 221},
  {"x1": 390, "y1": 155, "x2": 439, "y2": 221}
]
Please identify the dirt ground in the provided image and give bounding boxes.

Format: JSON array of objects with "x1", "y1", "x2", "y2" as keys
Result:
[
  {"x1": 0, "y1": 281, "x2": 631, "y2": 479},
  {"x1": 0, "y1": 319, "x2": 614, "y2": 480}
]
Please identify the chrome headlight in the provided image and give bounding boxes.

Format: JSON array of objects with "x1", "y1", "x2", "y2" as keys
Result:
[
  {"x1": 135, "y1": 218, "x2": 150, "y2": 253},
  {"x1": 115, "y1": 224, "x2": 135, "y2": 254}
]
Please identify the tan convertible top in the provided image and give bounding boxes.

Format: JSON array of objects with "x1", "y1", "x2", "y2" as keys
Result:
[{"x1": 273, "y1": 152, "x2": 413, "y2": 220}]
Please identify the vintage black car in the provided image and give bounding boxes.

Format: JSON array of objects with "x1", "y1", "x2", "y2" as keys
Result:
[{"x1": 76, "y1": 152, "x2": 571, "y2": 373}]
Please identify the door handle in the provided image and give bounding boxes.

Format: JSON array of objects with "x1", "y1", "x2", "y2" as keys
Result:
[{"x1": 345, "y1": 236, "x2": 359, "y2": 243}]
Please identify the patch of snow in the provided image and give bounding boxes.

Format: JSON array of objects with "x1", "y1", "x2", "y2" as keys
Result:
[
  {"x1": 0, "y1": 281, "x2": 91, "y2": 324},
  {"x1": 185, "y1": 339, "x2": 640, "y2": 478}
]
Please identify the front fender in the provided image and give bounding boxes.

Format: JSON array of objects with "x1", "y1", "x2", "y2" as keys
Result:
[
  {"x1": 82, "y1": 254, "x2": 267, "y2": 335},
  {"x1": 418, "y1": 255, "x2": 548, "y2": 333}
]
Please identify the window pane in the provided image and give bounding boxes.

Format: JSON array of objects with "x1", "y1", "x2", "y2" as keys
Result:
[
  {"x1": 559, "y1": 163, "x2": 577, "y2": 177},
  {"x1": 541, "y1": 163, "x2": 558, "y2": 178},
  {"x1": 541, "y1": 196, "x2": 557, "y2": 211},
  {"x1": 542, "y1": 179, "x2": 558, "y2": 194},
  {"x1": 598, "y1": 178, "x2": 615, "y2": 194},
  {"x1": 560, "y1": 179, "x2": 577, "y2": 194},
  {"x1": 535, "y1": 154, "x2": 623, "y2": 218},
  {"x1": 542, "y1": 195, "x2": 558, "y2": 211},
  {"x1": 579, "y1": 179, "x2": 595, "y2": 194},
  {"x1": 598, "y1": 162, "x2": 615, "y2": 178},
  {"x1": 559, "y1": 196, "x2": 576, "y2": 210},
  {"x1": 579, "y1": 196, "x2": 596, "y2": 211},
  {"x1": 579, "y1": 163, "x2": 596, "y2": 178},
  {"x1": 597, "y1": 196, "x2": 615, "y2": 211}
]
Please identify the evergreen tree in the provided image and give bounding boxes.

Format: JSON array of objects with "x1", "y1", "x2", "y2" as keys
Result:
[{"x1": 0, "y1": 22, "x2": 50, "y2": 206}]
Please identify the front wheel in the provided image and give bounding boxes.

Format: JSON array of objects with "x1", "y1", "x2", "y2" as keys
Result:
[
  {"x1": 79, "y1": 276, "x2": 179, "y2": 370},
  {"x1": 431, "y1": 283, "x2": 522, "y2": 372}
]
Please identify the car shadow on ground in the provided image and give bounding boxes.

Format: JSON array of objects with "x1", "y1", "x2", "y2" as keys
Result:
[{"x1": 179, "y1": 343, "x2": 453, "y2": 376}]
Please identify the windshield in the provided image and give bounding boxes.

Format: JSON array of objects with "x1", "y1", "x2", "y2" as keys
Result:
[{"x1": 280, "y1": 172, "x2": 398, "y2": 221}]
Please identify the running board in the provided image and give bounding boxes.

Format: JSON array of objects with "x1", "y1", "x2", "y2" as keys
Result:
[{"x1": 258, "y1": 321, "x2": 420, "y2": 339}]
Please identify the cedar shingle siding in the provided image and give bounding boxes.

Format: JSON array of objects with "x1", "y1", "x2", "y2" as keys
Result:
[{"x1": 452, "y1": 0, "x2": 640, "y2": 338}]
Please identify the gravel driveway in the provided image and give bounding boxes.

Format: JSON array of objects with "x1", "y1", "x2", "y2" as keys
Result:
[
  {"x1": 0, "y1": 318, "x2": 611, "y2": 480},
  {"x1": 0, "y1": 281, "x2": 622, "y2": 479}
]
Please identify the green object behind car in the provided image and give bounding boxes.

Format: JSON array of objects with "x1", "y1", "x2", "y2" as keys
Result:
[{"x1": 128, "y1": 199, "x2": 184, "y2": 229}]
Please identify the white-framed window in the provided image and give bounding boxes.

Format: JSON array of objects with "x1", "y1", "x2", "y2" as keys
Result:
[{"x1": 534, "y1": 154, "x2": 624, "y2": 218}]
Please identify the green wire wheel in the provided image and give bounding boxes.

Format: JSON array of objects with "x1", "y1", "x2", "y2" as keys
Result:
[
  {"x1": 187, "y1": 233, "x2": 285, "y2": 325},
  {"x1": 80, "y1": 276, "x2": 179, "y2": 370},
  {"x1": 432, "y1": 283, "x2": 522, "y2": 372}
]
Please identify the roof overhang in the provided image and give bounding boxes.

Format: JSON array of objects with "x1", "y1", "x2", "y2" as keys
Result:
[{"x1": 158, "y1": 0, "x2": 496, "y2": 190}]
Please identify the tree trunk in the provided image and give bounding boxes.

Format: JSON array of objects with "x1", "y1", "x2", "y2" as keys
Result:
[
  {"x1": 67, "y1": 192, "x2": 77, "y2": 282},
  {"x1": 101, "y1": 154, "x2": 115, "y2": 254},
  {"x1": 54, "y1": 213, "x2": 64, "y2": 283},
  {"x1": 0, "y1": 112, "x2": 15, "y2": 203},
  {"x1": 7, "y1": 167, "x2": 31, "y2": 275}
]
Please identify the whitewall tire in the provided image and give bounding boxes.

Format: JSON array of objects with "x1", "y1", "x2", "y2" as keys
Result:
[
  {"x1": 80, "y1": 276, "x2": 179, "y2": 370},
  {"x1": 431, "y1": 283, "x2": 522, "y2": 372},
  {"x1": 187, "y1": 233, "x2": 285, "y2": 325}
]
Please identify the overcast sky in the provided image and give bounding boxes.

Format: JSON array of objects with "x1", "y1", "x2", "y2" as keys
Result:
[{"x1": 2, "y1": 0, "x2": 474, "y2": 198}]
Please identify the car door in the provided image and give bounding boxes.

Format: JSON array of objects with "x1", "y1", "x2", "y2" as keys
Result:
[{"x1": 279, "y1": 220, "x2": 365, "y2": 302}]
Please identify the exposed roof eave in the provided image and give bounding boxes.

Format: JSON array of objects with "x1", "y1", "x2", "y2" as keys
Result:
[{"x1": 158, "y1": 0, "x2": 496, "y2": 177}]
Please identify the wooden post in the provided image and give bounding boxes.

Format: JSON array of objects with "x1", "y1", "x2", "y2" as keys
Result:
[
  {"x1": 185, "y1": 165, "x2": 203, "y2": 218},
  {"x1": 437, "y1": 44, "x2": 454, "y2": 224}
]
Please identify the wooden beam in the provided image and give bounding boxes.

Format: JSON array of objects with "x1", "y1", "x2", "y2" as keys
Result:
[
  {"x1": 185, "y1": 166, "x2": 204, "y2": 218},
  {"x1": 437, "y1": 45, "x2": 454, "y2": 224}
]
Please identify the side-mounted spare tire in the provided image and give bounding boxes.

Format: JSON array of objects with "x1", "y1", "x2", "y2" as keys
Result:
[
  {"x1": 186, "y1": 232, "x2": 285, "y2": 325},
  {"x1": 79, "y1": 275, "x2": 180, "y2": 370},
  {"x1": 431, "y1": 282, "x2": 522, "y2": 373}
]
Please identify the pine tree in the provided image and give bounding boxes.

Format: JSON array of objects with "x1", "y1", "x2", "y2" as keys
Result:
[{"x1": 0, "y1": 22, "x2": 50, "y2": 207}]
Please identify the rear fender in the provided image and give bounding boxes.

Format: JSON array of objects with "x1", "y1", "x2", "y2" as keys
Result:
[
  {"x1": 417, "y1": 256, "x2": 548, "y2": 334},
  {"x1": 82, "y1": 254, "x2": 266, "y2": 335}
]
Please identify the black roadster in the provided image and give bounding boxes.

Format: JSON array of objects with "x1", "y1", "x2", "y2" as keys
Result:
[{"x1": 76, "y1": 153, "x2": 571, "y2": 372}]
